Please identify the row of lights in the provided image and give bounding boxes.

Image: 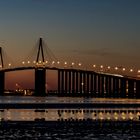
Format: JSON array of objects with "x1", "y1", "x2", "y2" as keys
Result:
[
  {"x1": 21, "y1": 60, "x2": 82, "y2": 66},
  {"x1": 93, "y1": 64, "x2": 140, "y2": 73},
  {"x1": 1, "y1": 61, "x2": 140, "y2": 74},
  {"x1": 0, "y1": 63, "x2": 12, "y2": 68}
]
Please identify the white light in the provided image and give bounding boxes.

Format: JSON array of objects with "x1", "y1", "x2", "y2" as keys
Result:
[
  {"x1": 8, "y1": 63, "x2": 11, "y2": 67},
  {"x1": 72, "y1": 62, "x2": 75, "y2": 66},
  {"x1": 107, "y1": 66, "x2": 111, "y2": 69},
  {"x1": 78, "y1": 63, "x2": 82, "y2": 66},
  {"x1": 93, "y1": 64, "x2": 96, "y2": 68},
  {"x1": 33, "y1": 61, "x2": 36, "y2": 64},
  {"x1": 138, "y1": 70, "x2": 140, "y2": 73},
  {"x1": 100, "y1": 65, "x2": 103, "y2": 69},
  {"x1": 0, "y1": 65, "x2": 2, "y2": 68},
  {"x1": 130, "y1": 69, "x2": 133, "y2": 72},
  {"x1": 39, "y1": 60, "x2": 41, "y2": 63},
  {"x1": 115, "y1": 67, "x2": 118, "y2": 70},
  {"x1": 64, "y1": 62, "x2": 67, "y2": 65},
  {"x1": 27, "y1": 61, "x2": 30, "y2": 64},
  {"x1": 122, "y1": 68, "x2": 126, "y2": 71},
  {"x1": 52, "y1": 61, "x2": 55, "y2": 64},
  {"x1": 22, "y1": 61, "x2": 25, "y2": 64},
  {"x1": 45, "y1": 61, "x2": 48, "y2": 63},
  {"x1": 57, "y1": 61, "x2": 60, "y2": 64}
]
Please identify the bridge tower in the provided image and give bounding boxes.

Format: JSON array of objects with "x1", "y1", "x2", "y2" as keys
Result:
[
  {"x1": 34, "y1": 38, "x2": 46, "y2": 96},
  {"x1": 0, "y1": 47, "x2": 5, "y2": 95}
]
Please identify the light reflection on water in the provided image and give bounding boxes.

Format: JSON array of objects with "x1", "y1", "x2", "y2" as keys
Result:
[
  {"x1": 0, "y1": 97, "x2": 140, "y2": 138},
  {"x1": 0, "y1": 96, "x2": 140, "y2": 104},
  {"x1": 0, "y1": 108, "x2": 140, "y2": 121}
]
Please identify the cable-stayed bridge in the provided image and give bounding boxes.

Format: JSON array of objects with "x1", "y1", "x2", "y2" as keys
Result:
[{"x1": 0, "y1": 38, "x2": 140, "y2": 98}]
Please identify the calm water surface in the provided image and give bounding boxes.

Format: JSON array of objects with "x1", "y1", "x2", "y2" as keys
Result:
[
  {"x1": 0, "y1": 122, "x2": 140, "y2": 139},
  {"x1": 0, "y1": 96, "x2": 140, "y2": 139}
]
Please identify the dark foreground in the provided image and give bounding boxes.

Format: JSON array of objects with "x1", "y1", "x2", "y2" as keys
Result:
[{"x1": 0, "y1": 121, "x2": 140, "y2": 139}]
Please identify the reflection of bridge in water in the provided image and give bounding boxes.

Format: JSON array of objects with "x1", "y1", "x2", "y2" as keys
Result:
[{"x1": 0, "y1": 38, "x2": 140, "y2": 98}]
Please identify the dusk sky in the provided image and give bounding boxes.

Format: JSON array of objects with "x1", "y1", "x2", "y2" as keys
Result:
[{"x1": 0, "y1": 0, "x2": 140, "y2": 90}]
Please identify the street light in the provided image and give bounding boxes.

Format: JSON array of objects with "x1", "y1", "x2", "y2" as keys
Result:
[
  {"x1": 78, "y1": 63, "x2": 82, "y2": 66},
  {"x1": 52, "y1": 61, "x2": 55, "y2": 64},
  {"x1": 122, "y1": 68, "x2": 126, "y2": 71},
  {"x1": 107, "y1": 66, "x2": 111, "y2": 69},
  {"x1": 64, "y1": 62, "x2": 67, "y2": 65},
  {"x1": 115, "y1": 67, "x2": 118, "y2": 70},
  {"x1": 100, "y1": 65, "x2": 103, "y2": 69}
]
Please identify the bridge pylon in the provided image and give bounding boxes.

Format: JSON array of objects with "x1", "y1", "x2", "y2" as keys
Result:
[
  {"x1": 0, "y1": 47, "x2": 4, "y2": 95},
  {"x1": 34, "y1": 38, "x2": 46, "y2": 96},
  {"x1": 36, "y1": 38, "x2": 45, "y2": 64},
  {"x1": 0, "y1": 47, "x2": 4, "y2": 68}
]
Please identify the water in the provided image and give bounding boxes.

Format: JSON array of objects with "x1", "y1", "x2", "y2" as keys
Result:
[
  {"x1": 0, "y1": 96, "x2": 140, "y2": 139},
  {"x1": 0, "y1": 122, "x2": 140, "y2": 139},
  {"x1": 1, "y1": 96, "x2": 140, "y2": 104}
]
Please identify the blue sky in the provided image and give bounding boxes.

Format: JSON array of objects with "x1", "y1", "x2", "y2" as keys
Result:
[
  {"x1": 0, "y1": 0, "x2": 140, "y2": 68},
  {"x1": 0, "y1": 0, "x2": 140, "y2": 89}
]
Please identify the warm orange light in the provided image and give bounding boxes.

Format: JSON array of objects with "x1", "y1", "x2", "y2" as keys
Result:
[
  {"x1": 78, "y1": 63, "x2": 81, "y2": 66},
  {"x1": 100, "y1": 65, "x2": 103, "y2": 68},
  {"x1": 138, "y1": 70, "x2": 140, "y2": 73},
  {"x1": 107, "y1": 66, "x2": 111, "y2": 69},
  {"x1": 72, "y1": 62, "x2": 74, "y2": 65},
  {"x1": 122, "y1": 68, "x2": 125, "y2": 71},
  {"x1": 52, "y1": 61, "x2": 55, "y2": 64},
  {"x1": 93, "y1": 64, "x2": 96, "y2": 68},
  {"x1": 115, "y1": 67, "x2": 118, "y2": 70}
]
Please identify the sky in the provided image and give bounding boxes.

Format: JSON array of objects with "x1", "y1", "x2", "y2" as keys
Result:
[{"x1": 0, "y1": 0, "x2": 140, "y2": 90}]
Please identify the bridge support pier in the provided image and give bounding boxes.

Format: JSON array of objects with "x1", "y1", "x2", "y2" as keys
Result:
[
  {"x1": 68, "y1": 70, "x2": 71, "y2": 94},
  {"x1": 34, "y1": 68, "x2": 46, "y2": 96},
  {"x1": 128, "y1": 79, "x2": 134, "y2": 98},
  {"x1": 120, "y1": 78, "x2": 126, "y2": 98},
  {"x1": 136, "y1": 80, "x2": 140, "y2": 98},
  {"x1": 0, "y1": 71, "x2": 4, "y2": 95},
  {"x1": 94, "y1": 74, "x2": 97, "y2": 96}
]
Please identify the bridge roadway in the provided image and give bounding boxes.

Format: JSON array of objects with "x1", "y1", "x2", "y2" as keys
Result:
[
  {"x1": 1, "y1": 65, "x2": 139, "y2": 80},
  {"x1": 0, "y1": 97, "x2": 140, "y2": 109},
  {"x1": 0, "y1": 66, "x2": 140, "y2": 98}
]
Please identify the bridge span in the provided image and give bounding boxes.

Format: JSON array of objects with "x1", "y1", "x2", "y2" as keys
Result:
[{"x1": 0, "y1": 38, "x2": 140, "y2": 98}]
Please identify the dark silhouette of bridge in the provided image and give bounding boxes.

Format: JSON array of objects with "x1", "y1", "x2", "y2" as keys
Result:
[{"x1": 0, "y1": 38, "x2": 140, "y2": 98}]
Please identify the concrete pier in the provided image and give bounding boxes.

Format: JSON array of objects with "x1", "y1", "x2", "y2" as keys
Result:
[
  {"x1": 34, "y1": 68, "x2": 46, "y2": 96},
  {"x1": 0, "y1": 71, "x2": 4, "y2": 95}
]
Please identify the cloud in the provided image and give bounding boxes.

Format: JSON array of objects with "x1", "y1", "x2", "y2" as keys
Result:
[{"x1": 72, "y1": 48, "x2": 118, "y2": 57}]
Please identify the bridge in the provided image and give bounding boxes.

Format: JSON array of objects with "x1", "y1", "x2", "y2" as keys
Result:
[{"x1": 0, "y1": 38, "x2": 140, "y2": 98}]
